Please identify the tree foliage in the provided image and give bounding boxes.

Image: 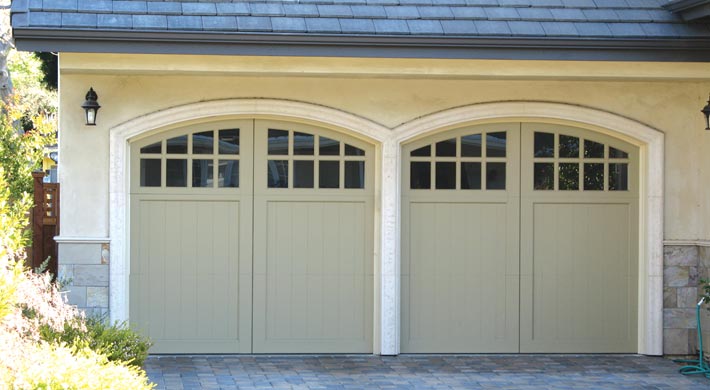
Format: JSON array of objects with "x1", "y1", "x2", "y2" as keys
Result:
[
  {"x1": 6, "y1": 50, "x2": 57, "y2": 131},
  {"x1": 0, "y1": 100, "x2": 55, "y2": 203}
]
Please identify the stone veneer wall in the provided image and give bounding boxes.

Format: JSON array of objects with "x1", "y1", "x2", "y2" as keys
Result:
[
  {"x1": 663, "y1": 245, "x2": 710, "y2": 356},
  {"x1": 57, "y1": 242, "x2": 109, "y2": 318}
]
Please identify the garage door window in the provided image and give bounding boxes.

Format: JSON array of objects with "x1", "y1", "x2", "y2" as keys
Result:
[
  {"x1": 267, "y1": 128, "x2": 366, "y2": 189},
  {"x1": 409, "y1": 131, "x2": 507, "y2": 190},
  {"x1": 138, "y1": 128, "x2": 241, "y2": 188},
  {"x1": 533, "y1": 131, "x2": 629, "y2": 192}
]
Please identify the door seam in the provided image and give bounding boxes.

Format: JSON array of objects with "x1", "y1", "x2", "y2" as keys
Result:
[
  {"x1": 251, "y1": 118, "x2": 256, "y2": 353},
  {"x1": 518, "y1": 122, "x2": 523, "y2": 354}
]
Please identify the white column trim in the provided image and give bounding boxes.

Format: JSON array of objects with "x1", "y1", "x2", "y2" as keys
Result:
[{"x1": 392, "y1": 101, "x2": 664, "y2": 356}]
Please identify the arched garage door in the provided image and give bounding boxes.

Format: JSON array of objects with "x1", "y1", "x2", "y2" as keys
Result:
[
  {"x1": 129, "y1": 120, "x2": 374, "y2": 353},
  {"x1": 402, "y1": 123, "x2": 638, "y2": 353}
]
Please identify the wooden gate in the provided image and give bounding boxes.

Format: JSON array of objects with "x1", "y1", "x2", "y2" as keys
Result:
[{"x1": 29, "y1": 171, "x2": 59, "y2": 277}]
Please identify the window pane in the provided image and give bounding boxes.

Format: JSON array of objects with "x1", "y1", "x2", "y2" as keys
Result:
[
  {"x1": 293, "y1": 132, "x2": 314, "y2": 155},
  {"x1": 486, "y1": 162, "x2": 506, "y2": 190},
  {"x1": 435, "y1": 162, "x2": 456, "y2": 189},
  {"x1": 268, "y1": 129, "x2": 289, "y2": 155},
  {"x1": 267, "y1": 160, "x2": 288, "y2": 188},
  {"x1": 410, "y1": 162, "x2": 430, "y2": 189},
  {"x1": 534, "y1": 132, "x2": 554, "y2": 158},
  {"x1": 294, "y1": 160, "x2": 314, "y2": 188},
  {"x1": 319, "y1": 161, "x2": 339, "y2": 188},
  {"x1": 534, "y1": 163, "x2": 554, "y2": 190},
  {"x1": 140, "y1": 142, "x2": 161, "y2": 154},
  {"x1": 461, "y1": 162, "x2": 481, "y2": 190},
  {"x1": 166, "y1": 135, "x2": 187, "y2": 154},
  {"x1": 218, "y1": 160, "x2": 239, "y2": 188},
  {"x1": 609, "y1": 147, "x2": 628, "y2": 159},
  {"x1": 411, "y1": 145, "x2": 431, "y2": 157},
  {"x1": 345, "y1": 144, "x2": 365, "y2": 156},
  {"x1": 559, "y1": 135, "x2": 579, "y2": 158},
  {"x1": 192, "y1": 159, "x2": 213, "y2": 187},
  {"x1": 140, "y1": 159, "x2": 161, "y2": 187},
  {"x1": 193, "y1": 131, "x2": 214, "y2": 154},
  {"x1": 319, "y1": 136, "x2": 339, "y2": 156},
  {"x1": 218, "y1": 129, "x2": 239, "y2": 155},
  {"x1": 486, "y1": 132, "x2": 507, "y2": 157},
  {"x1": 345, "y1": 161, "x2": 365, "y2": 189},
  {"x1": 609, "y1": 163, "x2": 628, "y2": 191},
  {"x1": 166, "y1": 159, "x2": 187, "y2": 187},
  {"x1": 584, "y1": 140, "x2": 605, "y2": 158},
  {"x1": 436, "y1": 138, "x2": 456, "y2": 157},
  {"x1": 461, "y1": 134, "x2": 482, "y2": 157},
  {"x1": 584, "y1": 163, "x2": 604, "y2": 190},
  {"x1": 559, "y1": 163, "x2": 579, "y2": 191}
]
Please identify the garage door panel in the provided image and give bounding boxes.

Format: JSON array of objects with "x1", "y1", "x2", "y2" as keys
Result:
[
  {"x1": 403, "y1": 201, "x2": 519, "y2": 353},
  {"x1": 130, "y1": 198, "x2": 249, "y2": 353},
  {"x1": 521, "y1": 201, "x2": 638, "y2": 353},
  {"x1": 254, "y1": 200, "x2": 373, "y2": 352}
]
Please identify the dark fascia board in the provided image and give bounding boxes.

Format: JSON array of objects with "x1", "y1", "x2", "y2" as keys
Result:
[
  {"x1": 12, "y1": 28, "x2": 710, "y2": 62},
  {"x1": 664, "y1": 0, "x2": 710, "y2": 21}
]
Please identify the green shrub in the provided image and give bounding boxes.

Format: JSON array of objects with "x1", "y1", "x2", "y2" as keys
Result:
[
  {"x1": 3, "y1": 342, "x2": 154, "y2": 390},
  {"x1": 41, "y1": 316, "x2": 152, "y2": 367}
]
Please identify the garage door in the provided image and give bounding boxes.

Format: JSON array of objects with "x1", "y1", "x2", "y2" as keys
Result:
[
  {"x1": 129, "y1": 119, "x2": 374, "y2": 354},
  {"x1": 402, "y1": 123, "x2": 638, "y2": 353}
]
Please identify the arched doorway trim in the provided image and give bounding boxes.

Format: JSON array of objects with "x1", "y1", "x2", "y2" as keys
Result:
[{"x1": 393, "y1": 101, "x2": 663, "y2": 356}]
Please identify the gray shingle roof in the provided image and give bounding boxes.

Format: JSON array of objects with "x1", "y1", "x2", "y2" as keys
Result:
[{"x1": 10, "y1": 0, "x2": 710, "y2": 39}]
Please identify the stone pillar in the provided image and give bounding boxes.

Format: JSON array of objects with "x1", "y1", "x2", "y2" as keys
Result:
[
  {"x1": 663, "y1": 245, "x2": 699, "y2": 355},
  {"x1": 58, "y1": 241, "x2": 110, "y2": 318}
]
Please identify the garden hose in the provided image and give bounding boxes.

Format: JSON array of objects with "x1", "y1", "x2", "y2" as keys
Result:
[{"x1": 674, "y1": 297, "x2": 710, "y2": 378}]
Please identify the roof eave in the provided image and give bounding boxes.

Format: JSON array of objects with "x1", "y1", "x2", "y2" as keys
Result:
[
  {"x1": 13, "y1": 28, "x2": 710, "y2": 62},
  {"x1": 664, "y1": 0, "x2": 710, "y2": 21}
]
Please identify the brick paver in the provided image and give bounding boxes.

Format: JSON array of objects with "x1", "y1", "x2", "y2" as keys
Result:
[{"x1": 144, "y1": 354, "x2": 710, "y2": 389}]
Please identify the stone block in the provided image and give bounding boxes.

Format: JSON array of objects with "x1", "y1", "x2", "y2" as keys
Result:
[
  {"x1": 664, "y1": 246, "x2": 699, "y2": 267},
  {"x1": 700, "y1": 246, "x2": 710, "y2": 268},
  {"x1": 663, "y1": 287, "x2": 677, "y2": 308},
  {"x1": 689, "y1": 329, "x2": 699, "y2": 354},
  {"x1": 664, "y1": 308, "x2": 697, "y2": 329},
  {"x1": 86, "y1": 287, "x2": 109, "y2": 308},
  {"x1": 677, "y1": 287, "x2": 699, "y2": 308},
  {"x1": 58, "y1": 243, "x2": 102, "y2": 265},
  {"x1": 664, "y1": 328, "x2": 690, "y2": 355},
  {"x1": 690, "y1": 266, "x2": 699, "y2": 287},
  {"x1": 80, "y1": 307, "x2": 107, "y2": 319},
  {"x1": 664, "y1": 266, "x2": 689, "y2": 287},
  {"x1": 63, "y1": 286, "x2": 86, "y2": 307},
  {"x1": 72, "y1": 265, "x2": 109, "y2": 287},
  {"x1": 101, "y1": 243, "x2": 109, "y2": 265},
  {"x1": 57, "y1": 264, "x2": 73, "y2": 283}
]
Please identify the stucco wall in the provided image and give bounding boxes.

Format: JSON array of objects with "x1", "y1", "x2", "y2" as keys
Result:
[{"x1": 58, "y1": 53, "x2": 710, "y2": 241}]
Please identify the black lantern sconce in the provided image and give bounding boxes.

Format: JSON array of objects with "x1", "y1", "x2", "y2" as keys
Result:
[
  {"x1": 702, "y1": 94, "x2": 710, "y2": 131},
  {"x1": 81, "y1": 87, "x2": 101, "y2": 126}
]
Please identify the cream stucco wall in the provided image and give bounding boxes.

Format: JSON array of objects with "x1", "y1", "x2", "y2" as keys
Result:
[{"x1": 58, "y1": 53, "x2": 710, "y2": 241}]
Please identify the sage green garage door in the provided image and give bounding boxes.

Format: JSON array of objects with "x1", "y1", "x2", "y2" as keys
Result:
[
  {"x1": 402, "y1": 123, "x2": 638, "y2": 353},
  {"x1": 130, "y1": 120, "x2": 374, "y2": 354}
]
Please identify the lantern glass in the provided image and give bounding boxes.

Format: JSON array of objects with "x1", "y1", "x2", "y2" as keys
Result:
[{"x1": 86, "y1": 108, "x2": 97, "y2": 125}]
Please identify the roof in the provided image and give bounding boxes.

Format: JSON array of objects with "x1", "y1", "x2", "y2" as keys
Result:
[
  {"x1": 10, "y1": 1, "x2": 710, "y2": 62},
  {"x1": 664, "y1": 0, "x2": 710, "y2": 20}
]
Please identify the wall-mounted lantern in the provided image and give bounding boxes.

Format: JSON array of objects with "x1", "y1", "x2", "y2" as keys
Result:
[
  {"x1": 81, "y1": 87, "x2": 101, "y2": 126},
  {"x1": 702, "y1": 94, "x2": 710, "y2": 131}
]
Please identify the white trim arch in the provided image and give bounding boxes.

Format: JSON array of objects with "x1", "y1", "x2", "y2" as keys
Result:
[
  {"x1": 393, "y1": 101, "x2": 664, "y2": 356},
  {"x1": 108, "y1": 99, "x2": 663, "y2": 356},
  {"x1": 108, "y1": 99, "x2": 397, "y2": 354}
]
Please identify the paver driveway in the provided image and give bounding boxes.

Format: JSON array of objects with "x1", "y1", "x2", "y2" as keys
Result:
[{"x1": 144, "y1": 354, "x2": 710, "y2": 389}]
